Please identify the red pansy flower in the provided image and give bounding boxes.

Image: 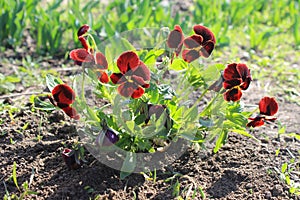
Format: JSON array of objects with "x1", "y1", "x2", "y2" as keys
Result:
[
  {"x1": 182, "y1": 25, "x2": 216, "y2": 63},
  {"x1": 247, "y1": 97, "x2": 279, "y2": 127},
  {"x1": 48, "y1": 84, "x2": 80, "y2": 120},
  {"x1": 167, "y1": 25, "x2": 184, "y2": 56},
  {"x1": 70, "y1": 49, "x2": 109, "y2": 83},
  {"x1": 110, "y1": 51, "x2": 150, "y2": 99},
  {"x1": 223, "y1": 63, "x2": 252, "y2": 101}
]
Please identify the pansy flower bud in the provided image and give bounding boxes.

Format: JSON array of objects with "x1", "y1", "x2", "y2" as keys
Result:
[
  {"x1": 62, "y1": 148, "x2": 83, "y2": 170},
  {"x1": 77, "y1": 24, "x2": 90, "y2": 37}
]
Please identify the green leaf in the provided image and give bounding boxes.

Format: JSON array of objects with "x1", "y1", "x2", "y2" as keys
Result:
[
  {"x1": 101, "y1": 15, "x2": 115, "y2": 36},
  {"x1": 184, "y1": 105, "x2": 198, "y2": 122},
  {"x1": 281, "y1": 163, "x2": 288, "y2": 173},
  {"x1": 169, "y1": 58, "x2": 188, "y2": 71},
  {"x1": 126, "y1": 121, "x2": 135, "y2": 132},
  {"x1": 213, "y1": 130, "x2": 227, "y2": 153},
  {"x1": 120, "y1": 37, "x2": 135, "y2": 51},
  {"x1": 120, "y1": 152, "x2": 136, "y2": 179},
  {"x1": 230, "y1": 129, "x2": 258, "y2": 141},
  {"x1": 46, "y1": 74, "x2": 63, "y2": 91},
  {"x1": 202, "y1": 63, "x2": 225, "y2": 82},
  {"x1": 226, "y1": 113, "x2": 248, "y2": 127},
  {"x1": 12, "y1": 161, "x2": 20, "y2": 191},
  {"x1": 5, "y1": 75, "x2": 21, "y2": 83}
]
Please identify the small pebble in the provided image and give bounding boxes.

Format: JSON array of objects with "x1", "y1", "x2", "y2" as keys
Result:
[
  {"x1": 265, "y1": 190, "x2": 272, "y2": 199},
  {"x1": 272, "y1": 184, "x2": 283, "y2": 196}
]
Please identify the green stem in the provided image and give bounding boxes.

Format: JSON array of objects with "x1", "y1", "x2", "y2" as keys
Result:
[
  {"x1": 80, "y1": 71, "x2": 100, "y2": 123},
  {"x1": 198, "y1": 92, "x2": 220, "y2": 117},
  {"x1": 86, "y1": 33, "x2": 99, "y2": 52}
]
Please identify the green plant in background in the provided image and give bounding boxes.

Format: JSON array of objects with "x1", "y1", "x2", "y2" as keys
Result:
[
  {"x1": 0, "y1": 73, "x2": 21, "y2": 94},
  {"x1": 0, "y1": 0, "x2": 39, "y2": 47},
  {"x1": 101, "y1": 0, "x2": 185, "y2": 36},
  {"x1": 278, "y1": 158, "x2": 300, "y2": 195}
]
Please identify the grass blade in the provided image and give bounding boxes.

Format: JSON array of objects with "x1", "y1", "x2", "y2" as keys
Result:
[{"x1": 12, "y1": 161, "x2": 20, "y2": 191}]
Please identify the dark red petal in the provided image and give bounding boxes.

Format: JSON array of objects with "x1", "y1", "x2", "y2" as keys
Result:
[
  {"x1": 183, "y1": 35, "x2": 203, "y2": 49},
  {"x1": 236, "y1": 63, "x2": 251, "y2": 81},
  {"x1": 240, "y1": 77, "x2": 252, "y2": 90},
  {"x1": 143, "y1": 83, "x2": 150, "y2": 88},
  {"x1": 259, "y1": 97, "x2": 279, "y2": 116},
  {"x1": 61, "y1": 148, "x2": 77, "y2": 169},
  {"x1": 57, "y1": 103, "x2": 69, "y2": 109},
  {"x1": 110, "y1": 73, "x2": 126, "y2": 84},
  {"x1": 167, "y1": 25, "x2": 184, "y2": 48},
  {"x1": 223, "y1": 88, "x2": 242, "y2": 102},
  {"x1": 70, "y1": 49, "x2": 94, "y2": 63},
  {"x1": 131, "y1": 86, "x2": 145, "y2": 99},
  {"x1": 78, "y1": 36, "x2": 89, "y2": 51},
  {"x1": 200, "y1": 41, "x2": 215, "y2": 58},
  {"x1": 52, "y1": 84, "x2": 76, "y2": 105},
  {"x1": 193, "y1": 25, "x2": 216, "y2": 43},
  {"x1": 182, "y1": 49, "x2": 200, "y2": 63},
  {"x1": 74, "y1": 60, "x2": 83, "y2": 66},
  {"x1": 98, "y1": 71, "x2": 109, "y2": 83},
  {"x1": 95, "y1": 52, "x2": 108, "y2": 69},
  {"x1": 62, "y1": 106, "x2": 80, "y2": 120},
  {"x1": 132, "y1": 61, "x2": 151, "y2": 81},
  {"x1": 131, "y1": 75, "x2": 147, "y2": 87},
  {"x1": 223, "y1": 63, "x2": 240, "y2": 80},
  {"x1": 77, "y1": 24, "x2": 90, "y2": 37},
  {"x1": 117, "y1": 51, "x2": 140, "y2": 74},
  {"x1": 118, "y1": 82, "x2": 137, "y2": 97},
  {"x1": 246, "y1": 116, "x2": 265, "y2": 127},
  {"x1": 223, "y1": 78, "x2": 242, "y2": 89},
  {"x1": 246, "y1": 117, "x2": 265, "y2": 127}
]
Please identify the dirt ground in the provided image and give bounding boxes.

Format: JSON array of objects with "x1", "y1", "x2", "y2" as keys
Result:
[{"x1": 0, "y1": 46, "x2": 300, "y2": 200}]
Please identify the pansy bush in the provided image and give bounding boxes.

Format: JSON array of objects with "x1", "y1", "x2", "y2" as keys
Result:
[{"x1": 44, "y1": 24, "x2": 279, "y2": 177}]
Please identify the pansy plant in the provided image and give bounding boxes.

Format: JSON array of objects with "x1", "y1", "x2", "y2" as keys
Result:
[{"x1": 43, "y1": 24, "x2": 280, "y2": 174}]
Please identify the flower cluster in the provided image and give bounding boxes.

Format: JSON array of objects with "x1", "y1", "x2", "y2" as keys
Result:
[
  {"x1": 69, "y1": 24, "x2": 109, "y2": 83},
  {"x1": 166, "y1": 25, "x2": 279, "y2": 128}
]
